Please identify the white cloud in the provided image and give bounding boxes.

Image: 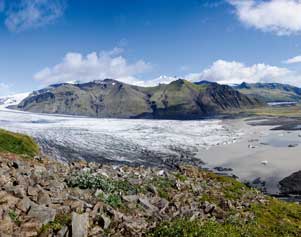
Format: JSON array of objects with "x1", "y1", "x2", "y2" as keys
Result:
[
  {"x1": 4, "y1": 0, "x2": 66, "y2": 32},
  {"x1": 34, "y1": 48, "x2": 152, "y2": 85},
  {"x1": 284, "y1": 55, "x2": 301, "y2": 64},
  {"x1": 228, "y1": 0, "x2": 301, "y2": 35},
  {"x1": 35, "y1": 53, "x2": 301, "y2": 87},
  {"x1": 0, "y1": 83, "x2": 14, "y2": 96},
  {"x1": 185, "y1": 60, "x2": 301, "y2": 86},
  {"x1": 139, "y1": 75, "x2": 178, "y2": 87}
]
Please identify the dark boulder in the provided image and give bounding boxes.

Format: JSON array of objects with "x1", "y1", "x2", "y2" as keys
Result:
[{"x1": 279, "y1": 171, "x2": 301, "y2": 195}]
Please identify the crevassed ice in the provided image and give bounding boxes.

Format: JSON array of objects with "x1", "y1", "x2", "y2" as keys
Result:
[{"x1": 0, "y1": 105, "x2": 243, "y2": 163}]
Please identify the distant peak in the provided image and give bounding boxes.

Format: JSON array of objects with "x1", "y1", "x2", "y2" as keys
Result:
[
  {"x1": 240, "y1": 82, "x2": 250, "y2": 89},
  {"x1": 194, "y1": 80, "x2": 215, "y2": 85},
  {"x1": 93, "y1": 79, "x2": 121, "y2": 84},
  {"x1": 170, "y1": 78, "x2": 186, "y2": 84}
]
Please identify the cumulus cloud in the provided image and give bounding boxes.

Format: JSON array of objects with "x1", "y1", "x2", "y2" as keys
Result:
[
  {"x1": 228, "y1": 0, "x2": 301, "y2": 35},
  {"x1": 34, "y1": 53, "x2": 301, "y2": 87},
  {"x1": 34, "y1": 48, "x2": 152, "y2": 85},
  {"x1": 4, "y1": 0, "x2": 66, "y2": 32},
  {"x1": 185, "y1": 60, "x2": 301, "y2": 86},
  {"x1": 284, "y1": 55, "x2": 301, "y2": 64}
]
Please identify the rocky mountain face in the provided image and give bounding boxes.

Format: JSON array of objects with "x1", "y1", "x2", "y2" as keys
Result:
[
  {"x1": 233, "y1": 82, "x2": 301, "y2": 103},
  {"x1": 17, "y1": 79, "x2": 262, "y2": 119}
]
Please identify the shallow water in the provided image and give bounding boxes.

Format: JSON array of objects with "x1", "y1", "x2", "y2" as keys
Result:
[
  {"x1": 202, "y1": 127, "x2": 301, "y2": 194},
  {"x1": 263, "y1": 136, "x2": 301, "y2": 148}
]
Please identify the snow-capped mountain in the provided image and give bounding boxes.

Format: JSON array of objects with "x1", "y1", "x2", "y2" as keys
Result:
[{"x1": 0, "y1": 92, "x2": 30, "y2": 109}]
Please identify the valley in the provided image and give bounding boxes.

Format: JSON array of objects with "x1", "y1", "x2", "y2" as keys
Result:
[{"x1": 2, "y1": 98, "x2": 301, "y2": 197}]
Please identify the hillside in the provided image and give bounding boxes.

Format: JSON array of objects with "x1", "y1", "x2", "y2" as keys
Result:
[
  {"x1": 17, "y1": 79, "x2": 262, "y2": 119},
  {"x1": 0, "y1": 129, "x2": 39, "y2": 158},
  {"x1": 233, "y1": 82, "x2": 301, "y2": 103},
  {"x1": 0, "y1": 130, "x2": 301, "y2": 236}
]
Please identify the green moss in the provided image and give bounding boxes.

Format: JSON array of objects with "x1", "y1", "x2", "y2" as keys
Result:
[
  {"x1": 97, "y1": 191, "x2": 123, "y2": 208},
  {"x1": 105, "y1": 194, "x2": 122, "y2": 208},
  {"x1": 149, "y1": 198, "x2": 301, "y2": 237},
  {"x1": 199, "y1": 193, "x2": 219, "y2": 205},
  {"x1": 39, "y1": 213, "x2": 71, "y2": 235},
  {"x1": 111, "y1": 179, "x2": 138, "y2": 195},
  {"x1": 206, "y1": 173, "x2": 246, "y2": 200},
  {"x1": 8, "y1": 210, "x2": 21, "y2": 225},
  {"x1": 148, "y1": 219, "x2": 255, "y2": 237},
  {"x1": 149, "y1": 169, "x2": 301, "y2": 237},
  {"x1": 174, "y1": 172, "x2": 188, "y2": 182},
  {"x1": 68, "y1": 166, "x2": 301, "y2": 236},
  {"x1": 0, "y1": 129, "x2": 39, "y2": 158},
  {"x1": 150, "y1": 177, "x2": 175, "y2": 200},
  {"x1": 248, "y1": 198, "x2": 301, "y2": 236}
]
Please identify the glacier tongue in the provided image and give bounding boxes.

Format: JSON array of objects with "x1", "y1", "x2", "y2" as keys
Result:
[{"x1": 0, "y1": 103, "x2": 243, "y2": 167}]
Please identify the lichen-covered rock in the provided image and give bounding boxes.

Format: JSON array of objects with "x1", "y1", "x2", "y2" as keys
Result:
[
  {"x1": 16, "y1": 197, "x2": 33, "y2": 213},
  {"x1": 0, "y1": 216, "x2": 14, "y2": 236},
  {"x1": 28, "y1": 204, "x2": 56, "y2": 225},
  {"x1": 72, "y1": 212, "x2": 89, "y2": 237}
]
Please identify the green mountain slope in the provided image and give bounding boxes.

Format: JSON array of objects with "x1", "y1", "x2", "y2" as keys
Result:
[
  {"x1": 233, "y1": 82, "x2": 301, "y2": 103},
  {"x1": 17, "y1": 79, "x2": 262, "y2": 119}
]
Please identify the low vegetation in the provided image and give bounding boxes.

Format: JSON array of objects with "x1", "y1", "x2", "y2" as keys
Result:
[
  {"x1": 66, "y1": 166, "x2": 301, "y2": 236},
  {"x1": 66, "y1": 171, "x2": 139, "y2": 195},
  {"x1": 0, "y1": 129, "x2": 39, "y2": 158},
  {"x1": 39, "y1": 214, "x2": 72, "y2": 235},
  {"x1": 149, "y1": 198, "x2": 301, "y2": 237},
  {"x1": 8, "y1": 210, "x2": 21, "y2": 226},
  {"x1": 148, "y1": 170, "x2": 301, "y2": 237}
]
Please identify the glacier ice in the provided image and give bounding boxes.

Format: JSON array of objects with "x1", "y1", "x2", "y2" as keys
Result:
[{"x1": 0, "y1": 95, "x2": 243, "y2": 166}]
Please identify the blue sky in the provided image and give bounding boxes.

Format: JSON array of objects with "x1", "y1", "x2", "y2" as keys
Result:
[{"x1": 1, "y1": 0, "x2": 301, "y2": 95}]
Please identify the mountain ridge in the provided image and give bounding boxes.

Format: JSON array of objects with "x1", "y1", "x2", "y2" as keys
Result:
[
  {"x1": 16, "y1": 79, "x2": 262, "y2": 119},
  {"x1": 233, "y1": 82, "x2": 301, "y2": 103}
]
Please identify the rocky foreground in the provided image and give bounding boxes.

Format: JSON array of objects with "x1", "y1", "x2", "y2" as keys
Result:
[
  {"x1": 0, "y1": 129, "x2": 301, "y2": 236},
  {"x1": 1, "y1": 152, "x2": 301, "y2": 237}
]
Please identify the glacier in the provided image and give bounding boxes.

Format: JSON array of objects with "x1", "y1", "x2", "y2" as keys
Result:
[{"x1": 0, "y1": 94, "x2": 243, "y2": 167}]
